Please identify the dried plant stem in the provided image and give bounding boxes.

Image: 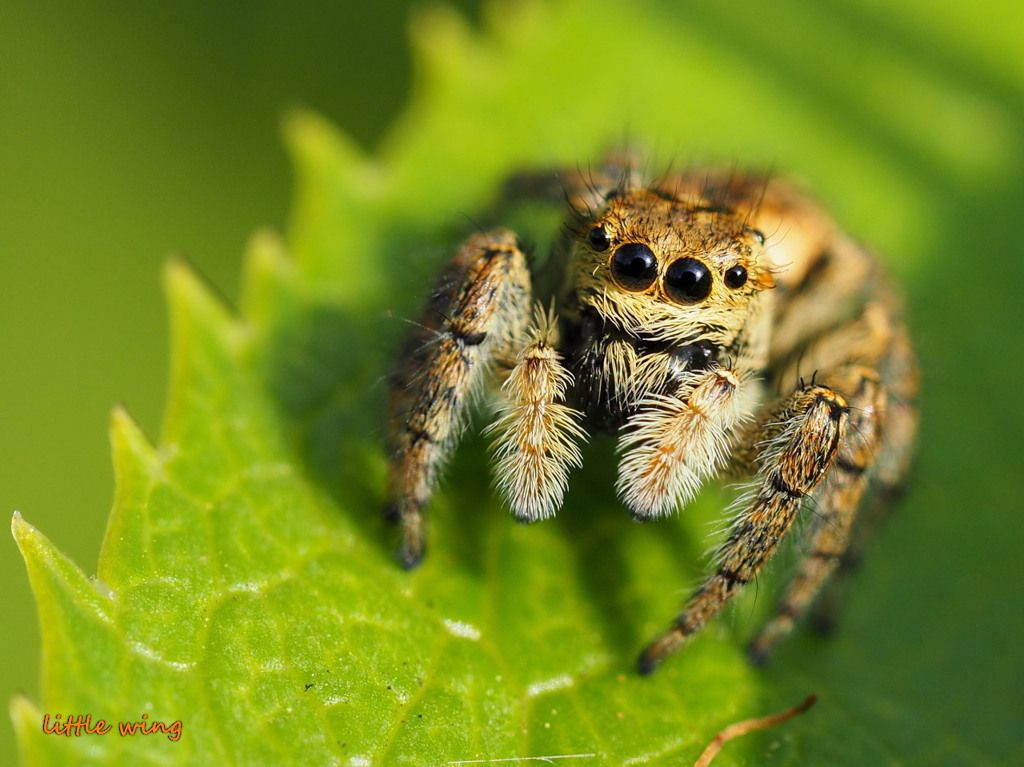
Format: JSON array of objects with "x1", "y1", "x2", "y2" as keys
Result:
[{"x1": 695, "y1": 694, "x2": 817, "y2": 767}]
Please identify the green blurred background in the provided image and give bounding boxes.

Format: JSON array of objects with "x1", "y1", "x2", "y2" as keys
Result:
[
  {"x1": 0, "y1": 1, "x2": 480, "y2": 762},
  {"x1": 4, "y1": 0, "x2": 1024, "y2": 764}
]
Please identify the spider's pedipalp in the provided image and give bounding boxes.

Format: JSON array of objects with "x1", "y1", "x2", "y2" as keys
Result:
[
  {"x1": 487, "y1": 305, "x2": 587, "y2": 521},
  {"x1": 617, "y1": 368, "x2": 749, "y2": 519}
]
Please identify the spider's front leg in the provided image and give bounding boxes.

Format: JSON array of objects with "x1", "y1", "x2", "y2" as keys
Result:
[
  {"x1": 387, "y1": 229, "x2": 531, "y2": 568},
  {"x1": 637, "y1": 381, "x2": 849, "y2": 674},
  {"x1": 746, "y1": 366, "x2": 886, "y2": 663}
]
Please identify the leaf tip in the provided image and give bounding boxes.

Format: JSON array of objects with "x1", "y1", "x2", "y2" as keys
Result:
[
  {"x1": 282, "y1": 107, "x2": 366, "y2": 176},
  {"x1": 240, "y1": 227, "x2": 295, "y2": 322},
  {"x1": 11, "y1": 512, "x2": 98, "y2": 605},
  {"x1": 248, "y1": 227, "x2": 289, "y2": 263},
  {"x1": 10, "y1": 692, "x2": 44, "y2": 760},
  {"x1": 162, "y1": 254, "x2": 238, "y2": 340},
  {"x1": 163, "y1": 254, "x2": 216, "y2": 307},
  {"x1": 110, "y1": 403, "x2": 154, "y2": 452},
  {"x1": 11, "y1": 509, "x2": 30, "y2": 545},
  {"x1": 281, "y1": 107, "x2": 386, "y2": 273},
  {"x1": 408, "y1": 2, "x2": 473, "y2": 67},
  {"x1": 110, "y1": 404, "x2": 158, "y2": 478},
  {"x1": 11, "y1": 511, "x2": 48, "y2": 563},
  {"x1": 10, "y1": 690, "x2": 40, "y2": 727}
]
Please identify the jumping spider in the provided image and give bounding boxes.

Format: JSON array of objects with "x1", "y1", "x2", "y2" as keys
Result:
[{"x1": 386, "y1": 157, "x2": 918, "y2": 672}]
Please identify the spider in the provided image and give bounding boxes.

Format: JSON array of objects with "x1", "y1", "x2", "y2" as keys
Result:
[{"x1": 385, "y1": 156, "x2": 918, "y2": 673}]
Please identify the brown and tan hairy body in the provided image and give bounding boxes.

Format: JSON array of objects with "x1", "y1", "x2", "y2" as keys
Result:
[{"x1": 386, "y1": 156, "x2": 918, "y2": 672}]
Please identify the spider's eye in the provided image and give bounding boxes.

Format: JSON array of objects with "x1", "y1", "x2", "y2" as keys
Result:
[
  {"x1": 724, "y1": 264, "x2": 748, "y2": 289},
  {"x1": 588, "y1": 225, "x2": 610, "y2": 252},
  {"x1": 750, "y1": 228, "x2": 766, "y2": 245},
  {"x1": 665, "y1": 257, "x2": 712, "y2": 303},
  {"x1": 610, "y1": 242, "x2": 658, "y2": 290}
]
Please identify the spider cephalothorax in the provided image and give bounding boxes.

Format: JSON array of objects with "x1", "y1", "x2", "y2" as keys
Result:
[
  {"x1": 561, "y1": 188, "x2": 775, "y2": 435},
  {"x1": 385, "y1": 158, "x2": 918, "y2": 672}
]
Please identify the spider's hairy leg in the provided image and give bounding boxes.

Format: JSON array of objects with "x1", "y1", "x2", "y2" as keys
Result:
[
  {"x1": 809, "y1": 325, "x2": 920, "y2": 633},
  {"x1": 763, "y1": 299, "x2": 919, "y2": 638},
  {"x1": 617, "y1": 368, "x2": 749, "y2": 519},
  {"x1": 747, "y1": 367, "x2": 885, "y2": 664},
  {"x1": 872, "y1": 324, "x2": 919, "y2": 494},
  {"x1": 486, "y1": 305, "x2": 586, "y2": 521},
  {"x1": 387, "y1": 229, "x2": 531, "y2": 569},
  {"x1": 637, "y1": 383, "x2": 847, "y2": 674}
]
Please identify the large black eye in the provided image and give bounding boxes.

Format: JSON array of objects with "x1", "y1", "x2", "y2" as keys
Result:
[
  {"x1": 588, "y1": 225, "x2": 610, "y2": 252},
  {"x1": 665, "y1": 257, "x2": 712, "y2": 303},
  {"x1": 724, "y1": 264, "x2": 748, "y2": 289},
  {"x1": 610, "y1": 242, "x2": 658, "y2": 290}
]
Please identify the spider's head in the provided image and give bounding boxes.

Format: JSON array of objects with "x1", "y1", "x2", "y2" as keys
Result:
[{"x1": 568, "y1": 187, "x2": 775, "y2": 348}]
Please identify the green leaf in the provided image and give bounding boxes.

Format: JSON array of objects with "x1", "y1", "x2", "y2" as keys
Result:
[{"x1": 13, "y1": 0, "x2": 1024, "y2": 764}]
